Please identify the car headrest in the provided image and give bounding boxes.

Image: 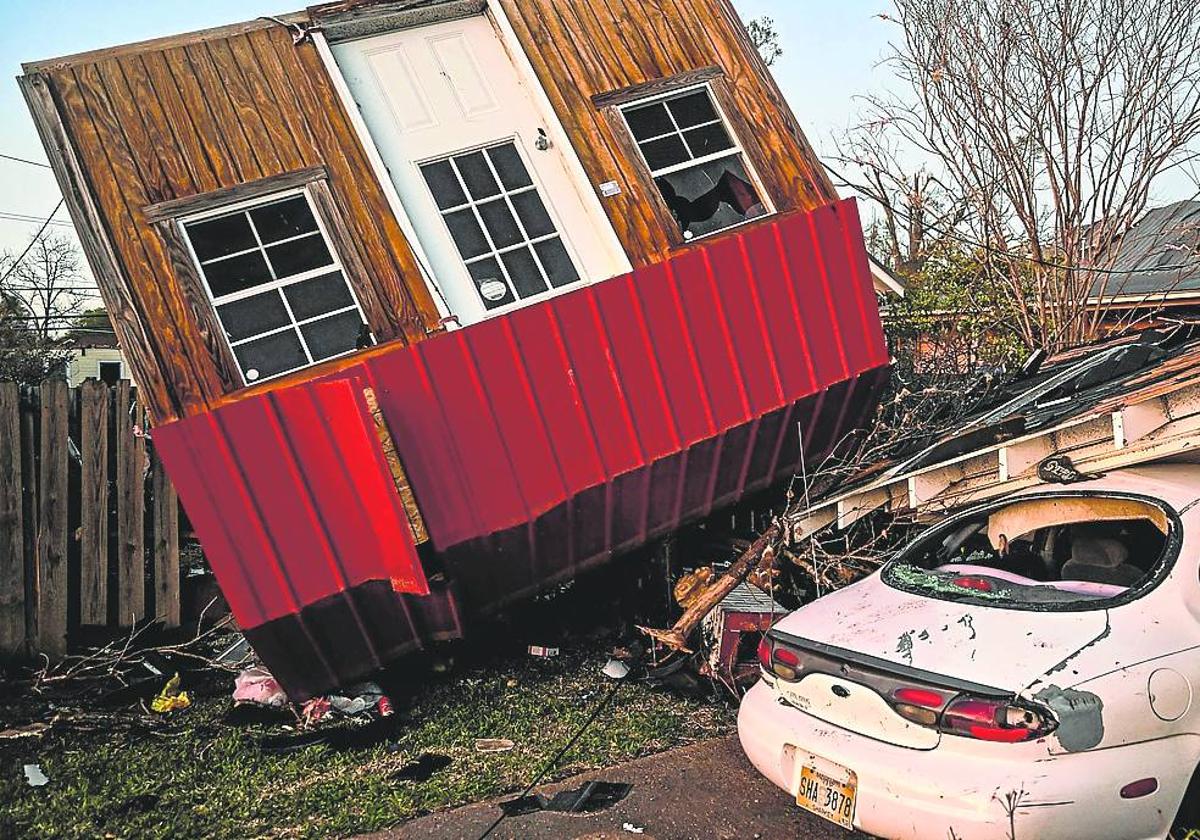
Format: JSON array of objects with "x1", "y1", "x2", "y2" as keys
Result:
[{"x1": 1069, "y1": 536, "x2": 1129, "y2": 569}]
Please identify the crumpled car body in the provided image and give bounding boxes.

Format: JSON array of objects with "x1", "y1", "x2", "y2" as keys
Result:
[{"x1": 739, "y1": 463, "x2": 1200, "y2": 839}]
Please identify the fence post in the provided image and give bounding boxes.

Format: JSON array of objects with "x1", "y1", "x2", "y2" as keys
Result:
[
  {"x1": 115, "y1": 381, "x2": 145, "y2": 625},
  {"x1": 0, "y1": 383, "x2": 23, "y2": 656},
  {"x1": 151, "y1": 457, "x2": 180, "y2": 627},
  {"x1": 37, "y1": 379, "x2": 69, "y2": 658},
  {"x1": 78, "y1": 380, "x2": 108, "y2": 626}
]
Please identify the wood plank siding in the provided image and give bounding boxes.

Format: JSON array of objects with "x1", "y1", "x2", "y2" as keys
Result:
[
  {"x1": 494, "y1": 0, "x2": 837, "y2": 267},
  {"x1": 23, "y1": 23, "x2": 443, "y2": 423},
  {"x1": 23, "y1": 0, "x2": 835, "y2": 423}
]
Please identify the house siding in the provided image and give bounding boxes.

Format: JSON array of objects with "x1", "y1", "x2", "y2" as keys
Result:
[
  {"x1": 495, "y1": 0, "x2": 838, "y2": 267},
  {"x1": 25, "y1": 24, "x2": 443, "y2": 423}
]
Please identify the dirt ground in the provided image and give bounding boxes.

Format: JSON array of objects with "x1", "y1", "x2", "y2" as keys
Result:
[{"x1": 378, "y1": 735, "x2": 864, "y2": 840}]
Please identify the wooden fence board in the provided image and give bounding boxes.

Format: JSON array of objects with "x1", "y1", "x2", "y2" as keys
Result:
[
  {"x1": 0, "y1": 383, "x2": 24, "y2": 654},
  {"x1": 115, "y1": 381, "x2": 145, "y2": 625},
  {"x1": 37, "y1": 379, "x2": 69, "y2": 657},
  {"x1": 79, "y1": 380, "x2": 108, "y2": 625},
  {"x1": 151, "y1": 459, "x2": 179, "y2": 627}
]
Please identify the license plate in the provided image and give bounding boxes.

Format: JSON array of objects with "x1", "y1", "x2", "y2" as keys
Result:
[{"x1": 795, "y1": 762, "x2": 857, "y2": 830}]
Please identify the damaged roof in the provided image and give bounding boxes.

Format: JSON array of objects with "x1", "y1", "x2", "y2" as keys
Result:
[
  {"x1": 1089, "y1": 201, "x2": 1200, "y2": 305},
  {"x1": 793, "y1": 326, "x2": 1200, "y2": 537}
]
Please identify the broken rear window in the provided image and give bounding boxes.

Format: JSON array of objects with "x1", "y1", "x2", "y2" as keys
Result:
[{"x1": 881, "y1": 493, "x2": 1179, "y2": 611}]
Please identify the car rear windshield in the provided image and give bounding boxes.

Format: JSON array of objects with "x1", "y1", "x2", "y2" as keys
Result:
[{"x1": 881, "y1": 493, "x2": 1179, "y2": 611}]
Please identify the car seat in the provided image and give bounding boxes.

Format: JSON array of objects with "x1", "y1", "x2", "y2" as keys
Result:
[{"x1": 1060, "y1": 535, "x2": 1143, "y2": 587}]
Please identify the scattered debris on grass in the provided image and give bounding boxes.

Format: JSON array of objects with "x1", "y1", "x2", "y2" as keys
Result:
[
  {"x1": 22, "y1": 765, "x2": 48, "y2": 788},
  {"x1": 149, "y1": 674, "x2": 191, "y2": 714},
  {"x1": 475, "y1": 738, "x2": 515, "y2": 753}
]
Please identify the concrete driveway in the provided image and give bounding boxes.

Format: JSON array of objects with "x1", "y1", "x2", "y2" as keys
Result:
[{"x1": 373, "y1": 735, "x2": 864, "y2": 840}]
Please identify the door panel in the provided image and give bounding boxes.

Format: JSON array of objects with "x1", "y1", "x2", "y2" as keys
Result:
[{"x1": 333, "y1": 15, "x2": 627, "y2": 324}]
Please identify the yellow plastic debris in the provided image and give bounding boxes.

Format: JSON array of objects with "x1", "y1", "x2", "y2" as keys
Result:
[{"x1": 150, "y1": 673, "x2": 191, "y2": 713}]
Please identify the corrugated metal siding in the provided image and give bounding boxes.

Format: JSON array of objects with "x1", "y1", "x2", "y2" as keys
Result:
[{"x1": 153, "y1": 198, "x2": 888, "y2": 694}]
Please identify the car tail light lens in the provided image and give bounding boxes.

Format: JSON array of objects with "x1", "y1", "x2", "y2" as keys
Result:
[
  {"x1": 770, "y1": 644, "x2": 802, "y2": 681},
  {"x1": 940, "y1": 695, "x2": 1055, "y2": 742},
  {"x1": 891, "y1": 687, "x2": 947, "y2": 727},
  {"x1": 757, "y1": 637, "x2": 772, "y2": 669}
]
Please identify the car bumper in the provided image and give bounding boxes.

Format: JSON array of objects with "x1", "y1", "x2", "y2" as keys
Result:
[{"x1": 738, "y1": 679, "x2": 1189, "y2": 840}]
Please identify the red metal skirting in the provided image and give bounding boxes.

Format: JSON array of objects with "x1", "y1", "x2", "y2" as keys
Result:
[{"x1": 153, "y1": 198, "x2": 888, "y2": 698}]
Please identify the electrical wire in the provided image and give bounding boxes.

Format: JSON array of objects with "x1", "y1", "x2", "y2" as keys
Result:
[
  {"x1": 823, "y1": 161, "x2": 1200, "y2": 278},
  {"x1": 0, "y1": 199, "x2": 66, "y2": 288},
  {"x1": 0, "y1": 211, "x2": 73, "y2": 228},
  {"x1": 476, "y1": 676, "x2": 625, "y2": 840},
  {"x1": 0, "y1": 152, "x2": 52, "y2": 170}
]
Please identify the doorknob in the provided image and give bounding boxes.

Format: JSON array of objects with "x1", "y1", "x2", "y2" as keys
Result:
[{"x1": 534, "y1": 128, "x2": 551, "y2": 151}]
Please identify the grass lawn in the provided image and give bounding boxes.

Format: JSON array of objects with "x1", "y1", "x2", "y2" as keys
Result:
[{"x1": 0, "y1": 640, "x2": 733, "y2": 839}]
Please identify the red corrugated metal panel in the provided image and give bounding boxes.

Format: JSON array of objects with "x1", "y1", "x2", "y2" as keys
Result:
[
  {"x1": 153, "y1": 198, "x2": 888, "y2": 693},
  {"x1": 153, "y1": 379, "x2": 434, "y2": 698}
]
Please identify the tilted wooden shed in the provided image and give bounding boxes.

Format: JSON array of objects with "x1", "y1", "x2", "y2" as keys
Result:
[{"x1": 22, "y1": 0, "x2": 889, "y2": 697}]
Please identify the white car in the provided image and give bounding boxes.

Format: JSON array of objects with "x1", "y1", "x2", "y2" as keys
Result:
[{"x1": 739, "y1": 464, "x2": 1200, "y2": 839}]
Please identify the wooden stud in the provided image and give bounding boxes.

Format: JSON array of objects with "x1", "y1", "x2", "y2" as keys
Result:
[{"x1": 363, "y1": 386, "x2": 429, "y2": 544}]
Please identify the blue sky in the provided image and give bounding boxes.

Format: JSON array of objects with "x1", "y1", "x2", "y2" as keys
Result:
[
  {"x1": 0, "y1": 2, "x2": 1191, "y2": 286},
  {"x1": 0, "y1": 1, "x2": 899, "y2": 276}
]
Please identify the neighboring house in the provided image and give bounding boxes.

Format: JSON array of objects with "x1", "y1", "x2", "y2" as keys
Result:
[
  {"x1": 1088, "y1": 200, "x2": 1200, "y2": 313},
  {"x1": 22, "y1": 0, "x2": 890, "y2": 697},
  {"x1": 65, "y1": 327, "x2": 132, "y2": 386}
]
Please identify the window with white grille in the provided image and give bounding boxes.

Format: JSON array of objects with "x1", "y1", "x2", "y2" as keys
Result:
[
  {"x1": 620, "y1": 85, "x2": 769, "y2": 241},
  {"x1": 420, "y1": 140, "x2": 581, "y2": 311},
  {"x1": 180, "y1": 190, "x2": 371, "y2": 383}
]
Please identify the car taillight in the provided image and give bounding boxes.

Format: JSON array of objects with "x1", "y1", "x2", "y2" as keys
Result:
[
  {"x1": 891, "y1": 686, "x2": 947, "y2": 727},
  {"x1": 940, "y1": 695, "x2": 1055, "y2": 742},
  {"x1": 757, "y1": 637, "x2": 772, "y2": 669}
]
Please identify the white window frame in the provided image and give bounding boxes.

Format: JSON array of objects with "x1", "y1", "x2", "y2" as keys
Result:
[
  {"x1": 618, "y1": 82, "x2": 775, "y2": 242},
  {"x1": 418, "y1": 136, "x2": 589, "y2": 317},
  {"x1": 178, "y1": 187, "x2": 372, "y2": 385}
]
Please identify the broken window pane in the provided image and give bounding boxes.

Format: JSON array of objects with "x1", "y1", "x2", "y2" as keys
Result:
[
  {"x1": 621, "y1": 85, "x2": 769, "y2": 241},
  {"x1": 655, "y1": 157, "x2": 764, "y2": 240},
  {"x1": 882, "y1": 494, "x2": 1174, "y2": 609}
]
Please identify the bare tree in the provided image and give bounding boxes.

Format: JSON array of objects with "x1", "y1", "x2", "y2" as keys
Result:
[
  {"x1": 746, "y1": 16, "x2": 782, "y2": 67},
  {"x1": 0, "y1": 233, "x2": 91, "y2": 341},
  {"x1": 843, "y1": 0, "x2": 1200, "y2": 351}
]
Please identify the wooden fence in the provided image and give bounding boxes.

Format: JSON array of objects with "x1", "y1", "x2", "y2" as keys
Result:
[{"x1": 0, "y1": 379, "x2": 180, "y2": 659}]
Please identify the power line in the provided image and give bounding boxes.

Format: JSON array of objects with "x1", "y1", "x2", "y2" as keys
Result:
[
  {"x1": 823, "y1": 161, "x2": 1200, "y2": 278},
  {"x1": 0, "y1": 152, "x2": 52, "y2": 170},
  {"x1": 0, "y1": 199, "x2": 67, "y2": 287},
  {"x1": 0, "y1": 211, "x2": 73, "y2": 228}
]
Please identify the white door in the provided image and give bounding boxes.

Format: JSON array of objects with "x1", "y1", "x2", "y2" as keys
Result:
[{"x1": 333, "y1": 15, "x2": 627, "y2": 325}]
